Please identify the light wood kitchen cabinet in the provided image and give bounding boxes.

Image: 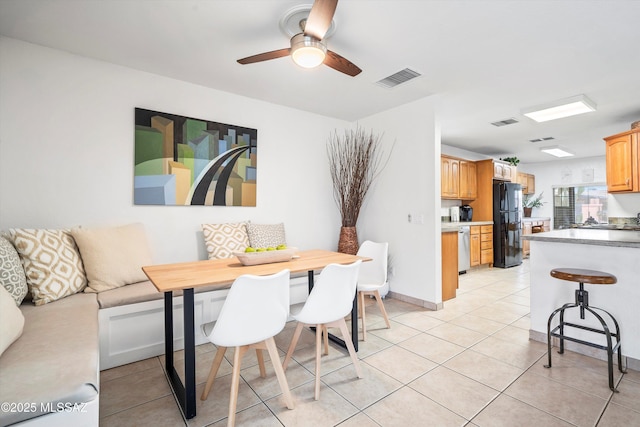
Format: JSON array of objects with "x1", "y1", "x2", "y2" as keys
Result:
[
  {"x1": 442, "y1": 231, "x2": 458, "y2": 301},
  {"x1": 468, "y1": 159, "x2": 515, "y2": 221},
  {"x1": 493, "y1": 160, "x2": 515, "y2": 181},
  {"x1": 480, "y1": 225, "x2": 493, "y2": 266},
  {"x1": 604, "y1": 129, "x2": 639, "y2": 193},
  {"x1": 522, "y1": 219, "x2": 550, "y2": 257},
  {"x1": 517, "y1": 172, "x2": 536, "y2": 195},
  {"x1": 470, "y1": 225, "x2": 492, "y2": 267},
  {"x1": 441, "y1": 156, "x2": 460, "y2": 199},
  {"x1": 470, "y1": 226, "x2": 481, "y2": 267},
  {"x1": 459, "y1": 160, "x2": 478, "y2": 200}
]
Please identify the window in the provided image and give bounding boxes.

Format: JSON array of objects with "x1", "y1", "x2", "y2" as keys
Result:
[{"x1": 552, "y1": 184, "x2": 608, "y2": 229}]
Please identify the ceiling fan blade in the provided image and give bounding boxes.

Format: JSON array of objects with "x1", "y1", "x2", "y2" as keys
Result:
[
  {"x1": 237, "y1": 48, "x2": 291, "y2": 65},
  {"x1": 304, "y1": 0, "x2": 338, "y2": 40},
  {"x1": 324, "y1": 50, "x2": 362, "y2": 77}
]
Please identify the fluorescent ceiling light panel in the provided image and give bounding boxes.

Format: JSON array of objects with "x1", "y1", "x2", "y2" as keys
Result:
[
  {"x1": 540, "y1": 145, "x2": 574, "y2": 158},
  {"x1": 522, "y1": 94, "x2": 597, "y2": 122}
]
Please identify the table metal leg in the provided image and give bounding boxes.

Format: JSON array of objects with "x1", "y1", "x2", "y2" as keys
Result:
[
  {"x1": 307, "y1": 270, "x2": 358, "y2": 352},
  {"x1": 164, "y1": 289, "x2": 197, "y2": 419}
]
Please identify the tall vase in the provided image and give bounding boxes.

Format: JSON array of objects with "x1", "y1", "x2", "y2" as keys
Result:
[
  {"x1": 338, "y1": 226, "x2": 359, "y2": 255},
  {"x1": 523, "y1": 207, "x2": 532, "y2": 217}
]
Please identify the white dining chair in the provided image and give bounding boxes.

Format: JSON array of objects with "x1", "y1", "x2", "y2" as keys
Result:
[
  {"x1": 200, "y1": 269, "x2": 294, "y2": 426},
  {"x1": 357, "y1": 241, "x2": 391, "y2": 341},
  {"x1": 282, "y1": 260, "x2": 363, "y2": 400}
]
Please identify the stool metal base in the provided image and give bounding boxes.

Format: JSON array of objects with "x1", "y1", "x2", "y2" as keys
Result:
[{"x1": 544, "y1": 283, "x2": 626, "y2": 392}]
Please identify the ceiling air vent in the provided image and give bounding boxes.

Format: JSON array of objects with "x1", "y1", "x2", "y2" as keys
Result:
[
  {"x1": 529, "y1": 136, "x2": 555, "y2": 143},
  {"x1": 491, "y1": 118, "x2": 519, "y2": 127},
  {"x1": 376, "y1": 68, "x2": 421, "y2": 88}
]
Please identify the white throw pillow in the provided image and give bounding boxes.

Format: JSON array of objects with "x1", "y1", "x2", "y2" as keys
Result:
[
  {"x1": 0, "y1": 285, "x2": 25, "y2": 357},
  {"x1": 71, "y1": 223, "x2": 154, "y2": 293}
]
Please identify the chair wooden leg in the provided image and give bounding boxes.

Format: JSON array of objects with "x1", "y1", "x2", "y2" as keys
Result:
[
  {"x1": 228, "y1": 345, "x2": 248, "y2": 427},
  {"x1": 201, "y1": 346, "x2": 227, "y2": 400},
  {"x1": 314, "y1": 323, "x2": 322, "y2": 400},
  {"x1": 322, "y1": 325, "x2": 329, "y2": 355},
  {"x1": 374, "y1": 290, "x2": 391, "y2": 329},
  {"x1": 336, "y1": 318, "x2": 362, "y2": 379},
  {"x1": 256, "y1": 349, "x2": 266, "y2": 378},
  {"x1": 359, "y1": 291, "x2": 367, "y2": 341},
  {"x1": 283, "y1": 322, "x2": 304, "y2": 371},
  {"x1": 264, "y1": 337, "x2": 294, "y2": 410}
]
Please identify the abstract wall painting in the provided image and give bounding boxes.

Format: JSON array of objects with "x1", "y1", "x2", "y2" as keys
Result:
[{"x1": 134, "y1": 108, "x2": 257, "y2": 206}]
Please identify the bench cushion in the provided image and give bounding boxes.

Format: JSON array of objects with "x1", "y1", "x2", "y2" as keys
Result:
[
  {"x1": 96, "y1": 280, "x2": 231, "y2": 309},
  {"x1": 0, "y1": 293, "x2": 99, "y2": 425}
]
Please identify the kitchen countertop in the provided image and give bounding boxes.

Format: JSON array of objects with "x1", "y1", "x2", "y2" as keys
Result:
[
  {"x1": 523, "y1": 228, "x2": 640, "y2": 249},
  {"x1": 441, "y1": 221, "x2": 493, "y2": 232},
  {"x1": 522, "y1": 217, "x2": 550, "y2": 222}
]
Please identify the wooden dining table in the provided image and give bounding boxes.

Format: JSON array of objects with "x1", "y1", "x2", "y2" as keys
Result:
[{"x1": 142, "y1": 249, "x2": 369, "y2": 420}]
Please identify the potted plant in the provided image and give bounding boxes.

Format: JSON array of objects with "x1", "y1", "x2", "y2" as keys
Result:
[
  {"x1": 327, "y1": 126, "x2": 392, "y2": 254},
  {"x1": 523, "y1": 191, "x2": 545, "y2": 217},
  {"x1": 500, "y1": 156, "x2": 520, "y2": 167}
]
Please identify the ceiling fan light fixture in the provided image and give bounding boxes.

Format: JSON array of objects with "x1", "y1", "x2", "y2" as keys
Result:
[{"x1": 290, "y1": 34, "x2": 326, "y2": 68}]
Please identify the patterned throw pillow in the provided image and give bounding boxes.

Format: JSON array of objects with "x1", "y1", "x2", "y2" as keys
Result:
[
  {"x1": 0, "y1": 236, "x2": 28, "y2": 306},
  {"x1": 202, "y1": 223, "x2": 250, "y2": 259},
  {"x1": 8, "y1": 229, "x2": 87, "y2": 305},
  {"x1": 246, "y1": 223, "x2": 287, "y2": 249}
]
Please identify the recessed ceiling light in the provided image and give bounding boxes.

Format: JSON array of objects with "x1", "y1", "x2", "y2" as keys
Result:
[
  {"x1": 540, "y1": 145, "x2": 574, "y2": 158},
  {"x1": 522, "y1": 94, "x2": 596, "y2": 123}
]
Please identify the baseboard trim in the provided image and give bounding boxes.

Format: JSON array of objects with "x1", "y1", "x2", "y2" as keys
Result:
[{"x1": 388, "y1": 291, "x2": 442, "y2": 311}]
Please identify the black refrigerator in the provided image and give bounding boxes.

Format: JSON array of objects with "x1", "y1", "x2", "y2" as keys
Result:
[{"x1": 493, "y1": 182, "x2": 523, "y2": 268}]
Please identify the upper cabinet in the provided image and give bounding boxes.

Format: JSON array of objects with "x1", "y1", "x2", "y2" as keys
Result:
[
  {"x1": 459, "y1": 160, "x2": 477, "y2": 199},
  {"x1": 441, "y1": 156, "x2": 477, "y2": 200},
  {"x1": 517, "y1": 172, "x2": 536, "y2": 195},
  {"x1": 604, "y1": 128, "x2": 639, "y2": 193},
  {"x1": 441, "y1": 156, "x2": 460, "y2": 198},
  {"x1": 493, "y1": 160, "x2": 515, "y2": 181}
]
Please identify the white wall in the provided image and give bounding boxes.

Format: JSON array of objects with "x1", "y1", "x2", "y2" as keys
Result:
[
  {"x1": 520, "y1": 157, "x2": 640, "y2": 224},
  {"x1": 0, "y1": 37, "x2": 348, "y2": 263},
  {"x1": 357, "y1": 97, "x2": 442, "y2": 305}
]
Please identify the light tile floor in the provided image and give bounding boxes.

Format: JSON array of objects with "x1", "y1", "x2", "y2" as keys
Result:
[{"x1": 99, "y1": 260, "x2": 640, "y2": 426}]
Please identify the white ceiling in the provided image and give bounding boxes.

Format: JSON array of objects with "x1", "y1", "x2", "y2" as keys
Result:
[{"x1": 1, "y1": 0, "x2": 639, "y2": 163}]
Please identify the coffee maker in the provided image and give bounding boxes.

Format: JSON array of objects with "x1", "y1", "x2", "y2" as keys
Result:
[{"x1": 460, "y1": 205, "x2": 473, "y2": 222}]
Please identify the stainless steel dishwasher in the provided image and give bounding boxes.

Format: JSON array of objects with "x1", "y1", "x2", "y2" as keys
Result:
[{"x1": 458, "y1": 226, "x2": 471, "y2": 273}]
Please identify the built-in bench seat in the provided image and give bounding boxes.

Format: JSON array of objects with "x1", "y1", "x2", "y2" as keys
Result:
[{"x1": 0, "y1": 293, "x2": 100, "y2": 426}]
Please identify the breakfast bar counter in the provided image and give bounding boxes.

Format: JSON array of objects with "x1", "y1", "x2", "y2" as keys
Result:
[
  {"x1": 524, "y1": 228, "x2": 640, "y2": 248},
  {"x1": 524, "y1": 229, "x2": 640, "y2": 370}
]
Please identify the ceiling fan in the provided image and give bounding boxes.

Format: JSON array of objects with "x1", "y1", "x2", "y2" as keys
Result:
[{"x1": 237, "y1": 0, "x2": 362, "y2": 77}]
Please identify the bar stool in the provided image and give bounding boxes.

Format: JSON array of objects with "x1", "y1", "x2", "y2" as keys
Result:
[{"x1": 544, "y1": 268, "x2": 626, "y2": 392}]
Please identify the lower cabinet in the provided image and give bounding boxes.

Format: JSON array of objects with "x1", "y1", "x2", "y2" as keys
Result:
[
  {"x1": 442, "y1": 231, "x2": 458, "y2": 301},
  {"x1": 470, "y1": 227, "x2": 481, "y2": 267},
  {"x1": 471, "y1": 225, "x2": 493, "y2": 267},
  {"x1": 522, "y1": 219, "x2": 550, "y2": 257},
  {"x1": 480, "y1": 225, "x2": 493, "y2": 266}
]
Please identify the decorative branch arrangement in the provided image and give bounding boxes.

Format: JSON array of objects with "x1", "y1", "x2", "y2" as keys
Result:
[{"x1": 327, "y1": 127, "x2": 391, "y2": 227}]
